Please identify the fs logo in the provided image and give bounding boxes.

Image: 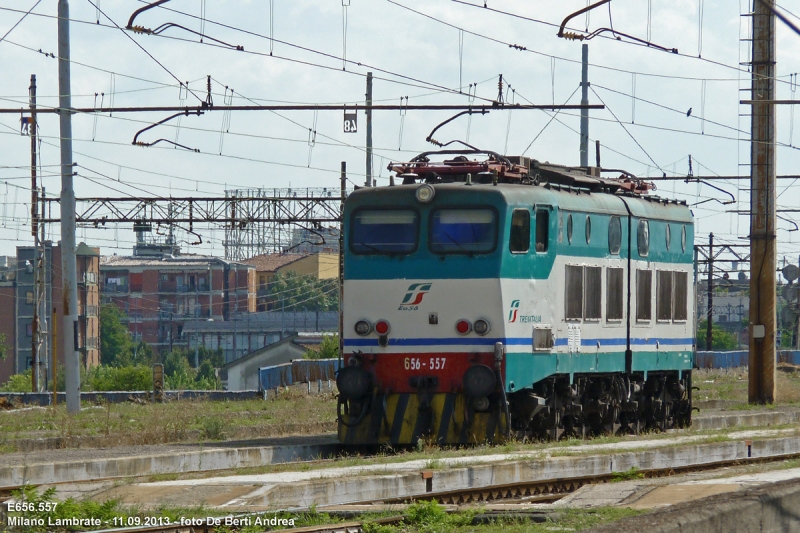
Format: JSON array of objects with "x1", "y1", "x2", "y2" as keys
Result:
[
  {"x1": 399, "y1": 282, "x2": 432, "y2": 310},
  {"x1": 508, "y1": 300, "x2": 520, "y2": 323}
]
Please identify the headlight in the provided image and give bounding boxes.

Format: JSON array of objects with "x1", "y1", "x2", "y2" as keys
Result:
[
  {"x1": 354, "y1": 320, "x2": 371, "y2": 336},
  {"x1": 473, "y1": 319, "x2": 490, "y2": 335},
  {"x1": 415, "y1": 184, "x2": 435, "y2": 203}
]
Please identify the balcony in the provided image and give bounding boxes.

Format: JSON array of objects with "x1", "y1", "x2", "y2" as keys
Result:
[
  {"x1": 101, "y1": 284, "x2": 128, "y2": 294},
  {"x1": 159, "y1": 282, "x2": 206, "y2": 293}
]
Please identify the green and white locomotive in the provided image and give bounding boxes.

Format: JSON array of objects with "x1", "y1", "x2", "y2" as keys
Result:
[{"x1": 337, "y1": 150, "x2": 694, "y2": 444}]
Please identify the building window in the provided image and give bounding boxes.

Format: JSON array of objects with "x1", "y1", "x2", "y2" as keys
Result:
[
  {"x1": 86, "y1": 337, "x2": 98, "y2": 349},
  {"x1": 509, "y1": 209, "x2": 530, "y2": 253},
  {"x1": 636, "y1": 269, "x2": 653, "y2": 321},
  {"x1": 26, "y1": 291, "x2": 34, "y2": 305},
  {"x1": 26, "y1": 324, "x2": 32, "y2": 337},
  {"x1": 606, "y1": 267, "x2": 624, "y2": 321}
]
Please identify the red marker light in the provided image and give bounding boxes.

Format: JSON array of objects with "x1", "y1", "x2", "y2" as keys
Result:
[
  {"x1": 456, "y1": 319, "x2": 472, "y2": 335},
  {"x1": 374, "y1": 320, "x2": 390, "y2": 335}
]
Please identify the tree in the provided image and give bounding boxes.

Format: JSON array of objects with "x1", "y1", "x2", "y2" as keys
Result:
[
  {"x1": 0, "y1": 333, "x2": 8, "y2": 361},
  {"x1": 268, "y1": 271, "x2": 338, "y2": 311},
  {"x1": 99, "y1": 304, "x2": 134, "y2": 366},
  {"x1": 696, "y1": 319, "x2": 739, "y2": 350},
  {"x1": 304, "y1": 334, "x2": 339, "y2": 359}
]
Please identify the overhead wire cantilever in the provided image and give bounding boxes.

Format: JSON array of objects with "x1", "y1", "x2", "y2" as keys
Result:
[
  {"x1": 132, "y1": 109, "x2": 204, "y2": 152},
  {"x1": 126, "y1": 0, "x2": 244, "y2": 51},
  {"x1": 557, "y1": 0, "x2": 678, "y2": 54}
]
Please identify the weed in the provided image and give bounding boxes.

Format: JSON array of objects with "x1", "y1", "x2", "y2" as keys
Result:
[
  {"x1": 199, "y1": 416, "x2": 226, "y2": 440},
  {"x1": 611, "y1": 467, "x2": 644, "y2": 482}
]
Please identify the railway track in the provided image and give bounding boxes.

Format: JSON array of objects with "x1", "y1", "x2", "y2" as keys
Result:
[{"x1": 348, "y1": 449, "x2": 800, "y2": 506}]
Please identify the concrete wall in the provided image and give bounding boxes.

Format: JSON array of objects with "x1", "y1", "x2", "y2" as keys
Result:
[
  {"x1": 226, "y1": 341, "x2": 306, "y2": 391},
  {"x1": 589, "y1": 478, "x2": 800, "y2": 533},
  {"x1": 697, "y1": 350, "x2": 800, "y2": 369}
]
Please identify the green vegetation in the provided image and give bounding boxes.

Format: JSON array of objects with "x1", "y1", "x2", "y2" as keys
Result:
[
  {"x1": 162, "y1": 347, "x2": 223, "y2": 390},
  {"x1": 696, "y1": 319, "x2": 739, "y2": 350},
  {"x1": 0, "y1": 388, "x2": 335, "y2": 449},
  {"x1": 304, "y1": 334, "x2": 339, "y2": 359},
  {"x1": 0, "y1": 369, "x2": 34, "y2": 392},
  {"x1": 611, "y1": 467, "x2": 645, "y2": 482},
  {"x1": 268, "y1": 270, "x2": 338, "y2": 311}
]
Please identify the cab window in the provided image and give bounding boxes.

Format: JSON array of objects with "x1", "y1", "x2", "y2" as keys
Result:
[
  {"x1": 350, "y1": 209, "x2": 418, "y2": 254},
  {"x1": 509, "y1": 209, "x2": 530, "y2": 253},
  {"x1": 430, "y1": 208, "x2": 497, "y2": 254}
]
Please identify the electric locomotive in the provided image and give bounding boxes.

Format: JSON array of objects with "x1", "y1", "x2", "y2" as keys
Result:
[{"x1": 337, "y1": 150, "x2": 694, "y2": 444}]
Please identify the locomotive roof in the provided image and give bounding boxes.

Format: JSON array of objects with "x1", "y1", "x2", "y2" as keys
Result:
[
  {"x1": 376, "y1": 150, "x2": 692, "y2": 224},
  {"x1": 348, "y1": 182, "x2": 693, "y2": 224}
]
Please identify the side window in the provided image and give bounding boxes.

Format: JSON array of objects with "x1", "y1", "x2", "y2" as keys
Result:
[
  {"x1": 638, "y1": 219, "x2": 650, "y2": 257},
  {"x1": 673, "y1": 271, "x2": 689, "y2": 321},
  {"x1": 585, "y1": 216, "x2": 592, "y2": 244},
  {"x1": 567, "y1": 214, "x2": 574, "y2": 244},
  {"x1": 681, "y1": 225, "x2": 687, "y2": 252},
  {"x1": 584, "y1": 266, "x2": 602, "y2": 319},
  {"x1": 636, "y1": 269, "x2": 653, "y2": 321},
  {"x1": 509, "y1": 209, "x2": 530, "y2": 253},
  {"x1": 656, "y1": 270, "x2": 673, "y2": 321},
  {"x1": 535, "y1": 209, "x2": 549, "y2": 252},
  {"x1": 608, "y1": 216, "x2": 622, "y2": 255},
  {"x1": 606, "y1": 268, "x2": 624, "y2": 320},
  {"x1": 565, "y1": 265, "x2": 583, "y2": 320}
]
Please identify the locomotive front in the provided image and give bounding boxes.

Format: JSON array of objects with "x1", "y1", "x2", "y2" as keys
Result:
[{"x1": 338, "y1": 182, "x2": 511, "y2": 445}]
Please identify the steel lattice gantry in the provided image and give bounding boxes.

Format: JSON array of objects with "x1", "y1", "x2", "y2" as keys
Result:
[{"x1": 41, "y1": 191, "x2": 343, "y2": 260}]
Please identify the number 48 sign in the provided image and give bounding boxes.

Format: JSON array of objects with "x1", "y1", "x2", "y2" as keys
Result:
[{"x1": 343, "y1": 111, "x2": 357, "y2": 133}]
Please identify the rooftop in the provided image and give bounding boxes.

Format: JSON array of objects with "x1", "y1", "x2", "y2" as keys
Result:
[
  {"x1": 100, "y1": 254, "x2": 252, "y2": 269},
  {"x1": 241, "y1": 253, "x2": 308, "y2": 272}
]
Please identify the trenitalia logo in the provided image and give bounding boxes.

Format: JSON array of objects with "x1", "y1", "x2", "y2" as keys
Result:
[
  {"x1": 508, "y1": 300, "x2": 520, "y2": 323},
  {"x1": 400, "y1": 283, "x2": 432, "y2": 306}
]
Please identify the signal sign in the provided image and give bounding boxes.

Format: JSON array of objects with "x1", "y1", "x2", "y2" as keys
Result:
[{"x1": 343, "y1": 111, "x2": 357, "y2": 133}]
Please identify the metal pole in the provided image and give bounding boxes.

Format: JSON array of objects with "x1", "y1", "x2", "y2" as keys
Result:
[
  {"x1": 706, "y1": 233, "x2": 714, "y2": 351},
  {"x1": 52, "y1": 306, "x2": 57, "y2": 406},
  {"x1": 29, "y1": 74, "x2": 39, "y2": 392},
  {"x1": 693, "y1": 245, "x2": 699, "y2": 356},
  {"x1": 580, "y1": 44, "x2": 589, "y2": 168},
  {"x1": 58, "y1": 0, "x2": 80, "y2": 413},
  {"x1": 749, "y1": 0, "x2": 777, "y2": 404},
  {"x1": 365, "y1": 72, "x2": 373, "y2": 187}
]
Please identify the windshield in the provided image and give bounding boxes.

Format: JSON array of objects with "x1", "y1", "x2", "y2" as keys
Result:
[
  {"x1": 350, "y1": 209, "x2": 418, "y2": 254},
  {"x1": 430, "y1": 208, "x2": 497, "y2": 253}
]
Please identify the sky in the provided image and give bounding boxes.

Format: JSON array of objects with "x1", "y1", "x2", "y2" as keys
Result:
[{"x1": 1, "y1": 0, "x2": 800, "y2": 269}]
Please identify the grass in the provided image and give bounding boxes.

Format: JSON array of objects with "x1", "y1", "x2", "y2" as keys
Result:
[
  {"x1": 358, "y1": 502, "x2": 645, "y2": 533},
  {"x1": 0, "y1": 388, "x2": 337, "y2": 452},
  {"x1": 694, "y1": 367, "x2": 800, "y2": 404}
]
